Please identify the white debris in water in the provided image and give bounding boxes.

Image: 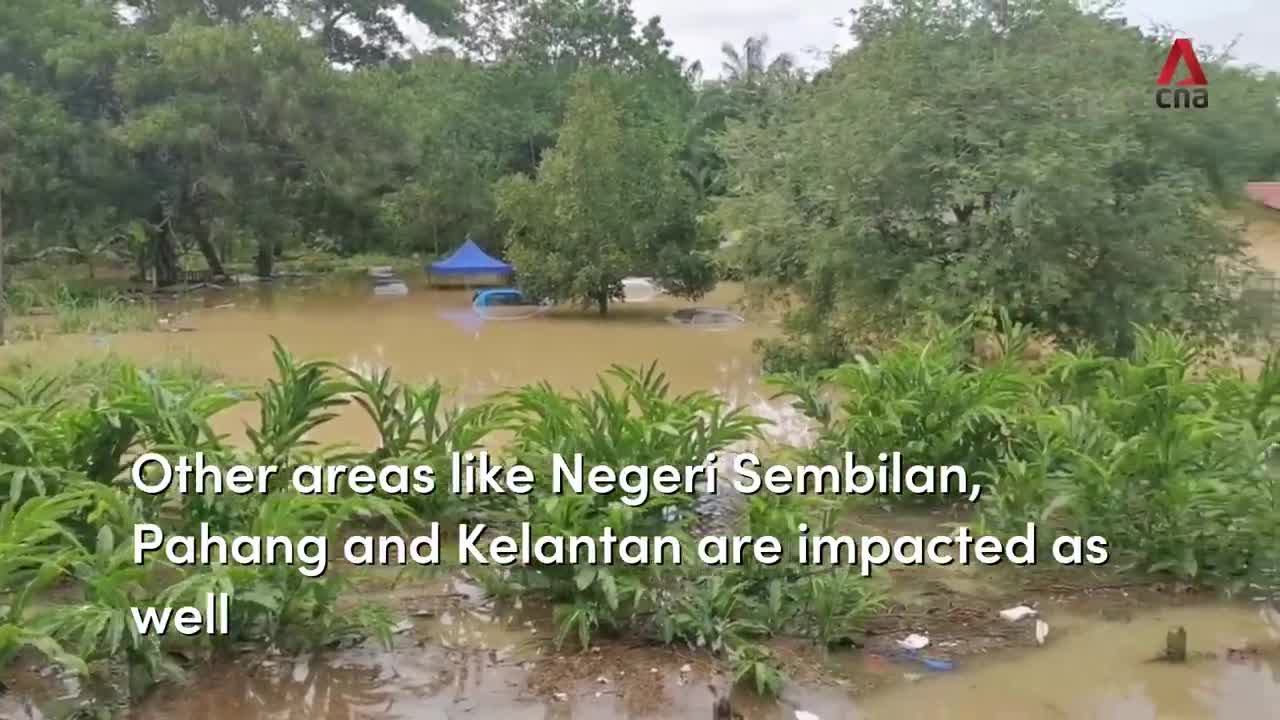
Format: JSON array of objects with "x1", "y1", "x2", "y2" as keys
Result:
[
  {"x1": 898, "y1": 633, "x2": 930, "y2": 651},
  {"x1": 1035, "y1": 619, "x2": 1050, "y2": 645},
  {"x1": 1000, "y1": 605, "x2": 1038, "y2": 622},
  {"x1": 679, "y1": 663, "x2": 692, "y2": 673},
  {"x1": 796, "y1": 711, "x2": 822, "y2": 720}
]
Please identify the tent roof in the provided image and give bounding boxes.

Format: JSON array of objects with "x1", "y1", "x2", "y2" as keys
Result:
[
  {"x1": 429, "y1": 239, "x2": 513, "y2": 275},
  {"x1": 1246, "y1": 182, "x2": 1280, "y2": 211}
]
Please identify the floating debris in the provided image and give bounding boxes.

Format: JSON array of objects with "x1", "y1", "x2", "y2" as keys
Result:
[
  {"x1": 1163, "y1": 626, "x2": 1187, "y2": 662},
  {"x1": 667, "y1": 307, "x2": 745, "y2": 330},
  {"x1": 1035, "y1": 619, "x2": 1050, "y2": 646},
  {"x1": 796, "y1": 711, "x2": 822, "y2": 720},
  {"x1": 373, "y1": 281, "x2": 409, "y2": 296},
  {"x1": 1000, "y1": 605, "x2": 1038, "y2": 622},
  {"x1": 922, "y1": 658, "x2": 955, "y2": 672},
  {"x1": 898, "y1": 633, "x2": 930, "y2": 651}
]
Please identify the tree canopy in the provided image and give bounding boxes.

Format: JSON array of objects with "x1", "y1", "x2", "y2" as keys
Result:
[
  {"x1": 717, "y1": 0, "x2": 1280, "y2": 359},
  {"x1": 1, "y1": 0, "x2": 1277, "y2": 348},
  {"x1": 495, "y1": 69, "x2": 711, "y2": 314}
]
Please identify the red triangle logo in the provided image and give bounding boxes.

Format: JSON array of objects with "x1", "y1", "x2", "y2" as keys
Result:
[{"x1": 1156, "y1": 38, "x2": 1207, "y2": 86}]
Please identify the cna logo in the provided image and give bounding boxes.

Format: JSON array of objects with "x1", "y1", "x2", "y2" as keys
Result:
[{"x1": 1155, "y1": 38, "x2": 1208, "y2": 109}]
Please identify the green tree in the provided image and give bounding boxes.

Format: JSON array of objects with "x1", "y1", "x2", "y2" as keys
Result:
[
  {"x1": 121, "y1": 0, "x2": 463, "y2": 66},
  {"x1": 113, "y1": 18, "x2": 395, "y2": 282},
  {"x1": 496, "y1": 69, "x2": 712, "y2": 315},
  {"x1": 719, "y1": 0, "x2": 1275, "y2": 357}
]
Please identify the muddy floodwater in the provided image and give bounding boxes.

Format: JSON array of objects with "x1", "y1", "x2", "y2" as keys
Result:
[
  {"x1": 5, "y1": 272, "x2": 774, "y2": 445},
  {"x1": 8, "y1": 273, "x2": 1280, "y2": 719},
  {"x1": 28, "y1": 600, "x2": 1272, "y2": 720}
]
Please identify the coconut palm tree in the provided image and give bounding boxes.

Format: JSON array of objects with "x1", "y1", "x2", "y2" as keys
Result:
[{"x1": 719, "y1": 35, "x2": 796, "y2": 86}]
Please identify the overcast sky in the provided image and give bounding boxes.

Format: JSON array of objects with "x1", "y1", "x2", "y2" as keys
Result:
[{"x1": 628, "y1": 0, "x2": 1280, "y2": 76}]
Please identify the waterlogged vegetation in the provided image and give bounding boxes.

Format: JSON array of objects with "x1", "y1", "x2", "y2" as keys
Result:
[{"x1": 0, "y1": 318, "x2": 1276, "y2": 712}]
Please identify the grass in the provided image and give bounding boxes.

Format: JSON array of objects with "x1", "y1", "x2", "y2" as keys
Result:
[{"x1": 7, "y1": 296, "x2": 159, "y2": 341}]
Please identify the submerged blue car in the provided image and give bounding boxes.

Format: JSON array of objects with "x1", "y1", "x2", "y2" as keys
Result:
[{"x1": 472, "y1": 288, "x2": 528, "y2": 307}]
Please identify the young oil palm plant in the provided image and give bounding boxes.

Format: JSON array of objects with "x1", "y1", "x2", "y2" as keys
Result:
[
  {"x1": 505, "y1": 363, "x2": 764, "y2": 530},
  {"x1": 248, "y1": 338, "x2": 350, "y2": 468},
  {"x1": 0, "y1": 492, "x2": 94, "y2": 675}
]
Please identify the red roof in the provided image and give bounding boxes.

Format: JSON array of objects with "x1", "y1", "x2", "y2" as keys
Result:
[{"x1": 1246, "y1": 182, "x2": 1280, "y2": 210}]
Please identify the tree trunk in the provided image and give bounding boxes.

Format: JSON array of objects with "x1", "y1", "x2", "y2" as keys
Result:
[
  {"x1": 596, "y1": 293, "x2": 608, "y2": 316},
  {"x1": 0, "y1": 186, "x2": 6, "y2": 343},
  {"x1": 192, "y1": 214, "x2": 227, "y2": 280},
  {"x1": 151, "y1": 229, "x2": 180, "y2": 288},
  {"x1": 256, "y1": 237, "x2": 274, "y2": 278}
]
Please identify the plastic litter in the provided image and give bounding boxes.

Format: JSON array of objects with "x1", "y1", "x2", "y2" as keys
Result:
[
  {"x1": 1035, "y1": 619, "x2": 1050, "y2": 645},
  {"x1": 922, "y1": 658, "x2": 954, "y2": 672},
  {"x1": 897, "y1": 633, "x2": 930, "y2": 651},
  {"x1": 795, "y1": 711, "x2": 821, "y2": 720},
  {"x1": 1000, "y1": 605, "x2": 1038, "y2": 622}
]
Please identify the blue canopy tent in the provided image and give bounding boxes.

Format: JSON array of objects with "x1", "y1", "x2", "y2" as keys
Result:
[{"x1": 427, "y1": 238, "x2": 513, "y2": 288}]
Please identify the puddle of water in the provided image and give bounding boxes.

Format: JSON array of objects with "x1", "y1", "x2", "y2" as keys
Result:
[
  {"x1": 842, "y1": 604, "x2": 1280, "y2": 720},
  {"x1": 10, "y1": 600, "x2": 1271, "y2": 720}
]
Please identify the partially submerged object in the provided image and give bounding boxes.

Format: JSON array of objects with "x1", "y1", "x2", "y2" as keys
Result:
[
  {"x1": 621, "y1": 276, "x2": 660, "y2": 303},
  {"x1": 373, "y1": 281, "x2": 408, "y2": 296},
  {"x1": 472, "y1": 288, "x2": 552, "y2": 320},
  {"x1": 428, "y1": 238, "x2": 513, "y2": 287},
  {"x1": 1164, "y1": 626, "x2": 1187, "y2": 662},
  {"x1": 897, "y1": 634, "x2": 930, "y2": 651},
  {"x1": 1000, "y1": 605, "x2": 1038, "y2": 622},
  {"x1": 667, "y1": 307, "x2": 745, "y2": 330}
]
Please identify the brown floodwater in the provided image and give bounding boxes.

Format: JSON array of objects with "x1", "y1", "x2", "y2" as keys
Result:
[
  {"x1": 7, "y1": 272, "x2": 776, "y2": 445},
  {"x1": 5, "y1": 597, "x2": 1274, "y2": 720}
]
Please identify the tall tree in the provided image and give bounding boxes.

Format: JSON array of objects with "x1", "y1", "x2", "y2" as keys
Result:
[
  {"x1": 113, "y1": 18, "x2": 386, "y2": 282},
  {"x1": 496, "y1": 69, "x2": 712, "y2": 315},
  {"x1": 719, "y1": 35, "x2": 794, "y2": 86},
  {"x1": 121, "y1": 0, "x2": 464, "y2": 66},
  {"x1": 719, "y1": 0, "x2": 1277, "y2": 356}
]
